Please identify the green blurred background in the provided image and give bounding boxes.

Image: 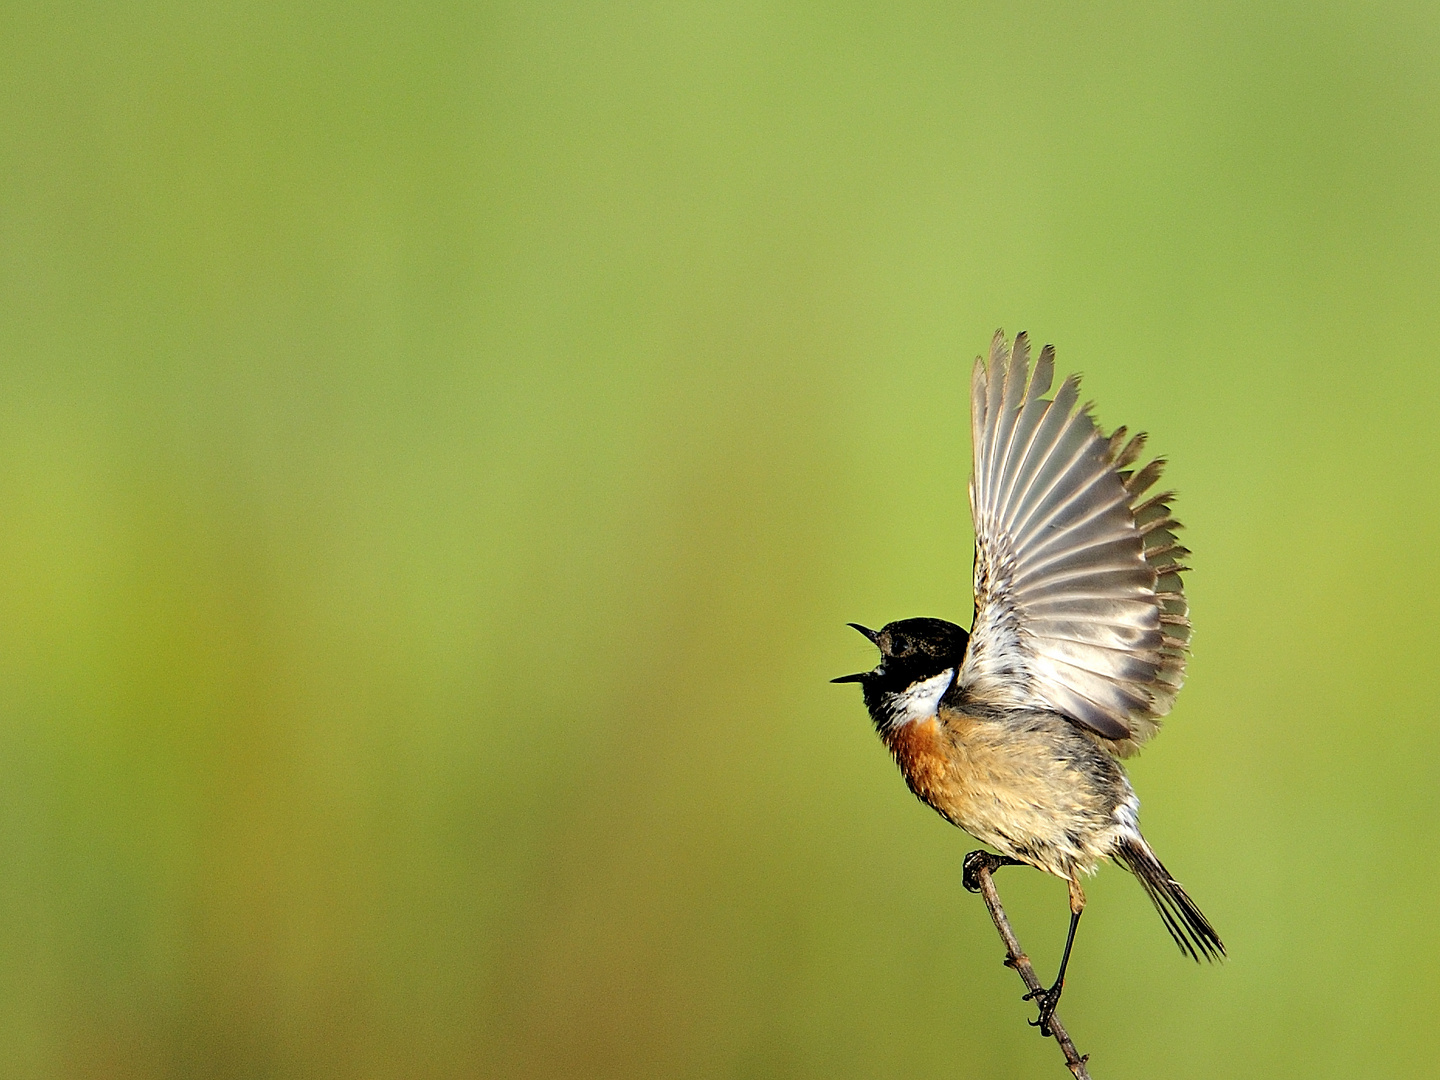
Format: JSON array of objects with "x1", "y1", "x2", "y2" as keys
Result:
[{"x1": 2, "y1": 2, "x2": 1438, "y2": 1077}]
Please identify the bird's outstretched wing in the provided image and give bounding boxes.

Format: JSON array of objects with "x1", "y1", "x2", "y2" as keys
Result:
[{"x1": 957, "y1": 331, "x2": 1189, "y2": 755}]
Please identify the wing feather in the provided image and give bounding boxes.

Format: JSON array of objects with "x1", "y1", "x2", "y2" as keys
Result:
[
  {"x1": 991, "y1": 333, "x2": 1033, "y2": 509},
  {"x1": 980, "y1": 332, "x2": 1010, "y2": 511},
  {"x1": 959, "y1": 332, "x2": 1190, "y2": 755}
]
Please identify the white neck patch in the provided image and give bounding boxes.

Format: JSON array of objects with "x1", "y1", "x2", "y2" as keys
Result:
[{"x1": 882, "y1": 667, "x2": 955, "y2": 729}]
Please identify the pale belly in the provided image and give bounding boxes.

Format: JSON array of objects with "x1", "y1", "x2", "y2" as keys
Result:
[{"x1": 884, "y1": 709, "x2": 1136, "y2": 880}]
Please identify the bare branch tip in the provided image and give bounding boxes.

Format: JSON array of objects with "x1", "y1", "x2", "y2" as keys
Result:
[{"x1": 963, "y1": 852, "x2": 1094, "y2": 1079}]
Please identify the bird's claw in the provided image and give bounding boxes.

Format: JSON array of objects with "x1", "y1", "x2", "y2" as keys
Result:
[
  {"x1": 962, "y1": 851, "x2": 995, "y2": 892},
  {"x1": 1023, "y1": 983, "x2": 1062, "y2": 1037},
  {"x1": 962, "y1": 850, "x2": 1025, "y2": 892}
]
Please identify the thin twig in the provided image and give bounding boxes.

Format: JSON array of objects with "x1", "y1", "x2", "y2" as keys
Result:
[{"x1": 963, "y1": 851, "x2": 1093, "y2": 1080}]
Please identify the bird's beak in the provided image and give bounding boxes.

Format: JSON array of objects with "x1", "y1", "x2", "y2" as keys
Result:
[{"x1": 832, "y1": 623, "x2": 880, "y2": 683}]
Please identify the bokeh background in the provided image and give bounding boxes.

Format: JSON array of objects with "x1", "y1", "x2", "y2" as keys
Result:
[{"x1": 2, "y1": 2, "x2": 1438, "y2": 1078}]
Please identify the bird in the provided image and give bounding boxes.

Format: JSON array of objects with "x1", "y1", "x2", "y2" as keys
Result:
[{"x1": 833, "y1": 330, "x2": 1222, "y2": 1034}]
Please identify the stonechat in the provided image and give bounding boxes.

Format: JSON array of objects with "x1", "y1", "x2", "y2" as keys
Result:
[{"x1": 835, "y1": 331, "x2": 1222, "y2": 1032}]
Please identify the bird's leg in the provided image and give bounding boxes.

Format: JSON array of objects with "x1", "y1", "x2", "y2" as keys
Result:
[
  {"x1": 1025, "y1": 878, "x2": 1085, "y2": 1037},
  {"x1": 962, "y1": 850, "x2": 1026, "y2": 893}
]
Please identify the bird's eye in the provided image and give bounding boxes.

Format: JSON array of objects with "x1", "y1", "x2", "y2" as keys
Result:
[{"x1": 890, "y1": 636, "x2": 913, "y2": 657}]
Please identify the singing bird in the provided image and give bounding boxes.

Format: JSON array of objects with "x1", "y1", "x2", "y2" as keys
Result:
[{"x1": 834, "y1": 331, "x2": 1222, "y2": 1032}]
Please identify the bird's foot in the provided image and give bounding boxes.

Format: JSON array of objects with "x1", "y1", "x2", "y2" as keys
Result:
[
  {"x1": 962, "y1": 850, "x2": 1026, "y2": 893},
  {"x1": 1023, "y1": 981, "x2": 1063, "y2": 1037}
]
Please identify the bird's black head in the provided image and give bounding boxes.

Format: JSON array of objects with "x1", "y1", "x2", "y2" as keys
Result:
[{"x1": 832, "y1": 617, "x2": 970, "y2": 732}]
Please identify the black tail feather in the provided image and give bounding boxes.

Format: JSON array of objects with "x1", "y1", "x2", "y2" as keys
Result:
[{"x1": 1116, "y1": 839, "x2": 1224, "y2": 962}]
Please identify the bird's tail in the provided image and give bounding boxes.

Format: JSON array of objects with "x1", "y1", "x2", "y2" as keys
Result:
[{"x1": 1115, "y1": 837, "x2": 1224, "y2": 962}]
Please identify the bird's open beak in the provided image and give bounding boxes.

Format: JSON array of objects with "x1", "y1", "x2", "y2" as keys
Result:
[{"x1": 832, "y1": 623, "x2": 880, "y2": 683}]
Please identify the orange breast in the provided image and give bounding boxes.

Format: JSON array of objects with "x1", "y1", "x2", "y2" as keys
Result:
[{"x1": 883, "y1": 717, "x2": 953, "y2": 809}]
